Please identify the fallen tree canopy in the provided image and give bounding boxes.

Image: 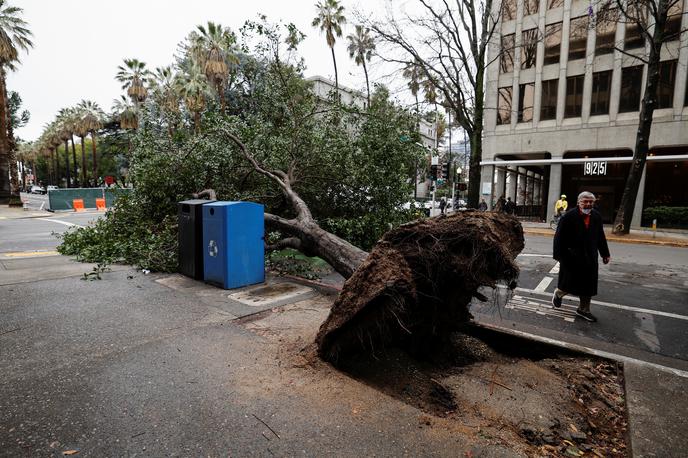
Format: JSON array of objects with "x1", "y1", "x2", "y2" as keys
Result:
[{"x1": 315, "y1": 211, "x2": 524, "y2": 365}]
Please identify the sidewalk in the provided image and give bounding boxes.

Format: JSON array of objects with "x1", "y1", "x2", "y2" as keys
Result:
[
  {"x1": 1, "y1": 249, "x2": 686, "y2": 455},
  {"x1": 521, "y1": 221, "x2": 688, "y2": 247},
  {"x1": 0, "y1": 205, "x2": 52, "y2": 220}
]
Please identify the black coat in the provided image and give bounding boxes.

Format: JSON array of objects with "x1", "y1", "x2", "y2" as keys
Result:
[{"x1": 553, "y1": 208, "x2": 610, "y2": 297}]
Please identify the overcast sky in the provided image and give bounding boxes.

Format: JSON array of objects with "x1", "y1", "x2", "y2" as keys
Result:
[{"x1": 8, "y1": 0, "x2": 404, "y2": 142}]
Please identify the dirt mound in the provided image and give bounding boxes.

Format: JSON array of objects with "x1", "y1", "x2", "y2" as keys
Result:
[{"x1": 316, "y1": 211, "x2": 524, "y2": 364}]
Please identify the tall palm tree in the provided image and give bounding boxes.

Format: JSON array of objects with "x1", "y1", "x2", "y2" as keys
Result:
[
  {"x1": 0, "y1": 1, "x2": 33, "y2": 202},
  {"x1": 151, "y1": 66, "x2": 181, "y2": 136},
  {"x1": 77, "y1": 100, "x2": 104, "y2": 184},
  {"x1": 403, "y1": 62, "x2": 422, "y2": 115},
  {"x1": 312, "y1": 0, "x2": 346, "y2": 92},
  {"x1": 175, "y1": 63, "x2": 212, "y2": 134},
  {"x1": 112, "y1": 95, "x2": 138, "y2": 130},
  {"x1": 55, "y1": 109, "x2": 74, "y2": 187},
  {"x1": 116, "y1": 58, "x2": 149, "y2": 104},
  {"x1": 191, "y1": 22, "x2": 238, "y2": 111},
  {"x1": 57, "y1": 107, "x2": 80, "y2": 186},
  {"x1": 346, "y1": 25, "x2": 375, "y2": 107}
]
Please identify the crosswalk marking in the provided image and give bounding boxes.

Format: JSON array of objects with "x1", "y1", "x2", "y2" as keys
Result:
[
  {"x1": 503, "y1": 294, "x2": 576, "y2": 322},
  {"x1": 534, "y1": 276, "x2": 553, "y2": 292}
]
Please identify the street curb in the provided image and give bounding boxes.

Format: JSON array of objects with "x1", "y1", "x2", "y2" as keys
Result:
[
  {"x1": 523, "y1": 228, "x2": 688, "y2": 248},
  {"x1": 278, "y1": 273, "x2": 343, "y2": 294}
]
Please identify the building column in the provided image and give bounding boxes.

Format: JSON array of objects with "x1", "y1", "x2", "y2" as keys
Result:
[
  {"x1": 547, "y1": 162, "x2": 563, "y2": 222},
  {"x1": 506, "y1": 168, "x2": 517, "y2": 200},
  {"x1": 495, "y1": 167, "x2": 507, "y2": 199},
  {"x1": 517, "y1": 167, "x2": 527, "y2": 205},
  {"x1": 631, "y1": 166, "x2": 648, "y2": 228},
  {"x1": 481, "y1": 164, "x2": 495, "y2": 209},
  {"x1": 527, "y1": 171, "x2": 535, "y2": 206},
  {"x1": 533, "y1": 174, "x2": 541, "y2": 205}
]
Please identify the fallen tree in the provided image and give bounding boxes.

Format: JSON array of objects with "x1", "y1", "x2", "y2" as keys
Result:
[
  {"x1": 220, "y1": 127, "x2": 524, "y2": 364},
  {"x1": 315, "y1": 211, "x2": 524, "y2": 364}
]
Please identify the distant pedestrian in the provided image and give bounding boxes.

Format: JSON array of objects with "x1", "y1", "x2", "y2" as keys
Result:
[
  {"x1": 505, "y1": 197, "x2": 515, "y2": 215},
  {"x1": 439, "y1": 197, "x2": 447, "y2": 215},
  {"x1": 478, "y1": 199, "x2": 488, "y2": 211},
  {"x1": 551, "y1": 191, "x2": 611, "y2": 322},
  {"x1": 494, "y1": 195, "x2": 506, "y2": 212}
]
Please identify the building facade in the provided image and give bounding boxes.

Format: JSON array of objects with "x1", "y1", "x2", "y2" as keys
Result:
[{"x1": 482, "y1": 0, "x2": 688, "y2": 225}]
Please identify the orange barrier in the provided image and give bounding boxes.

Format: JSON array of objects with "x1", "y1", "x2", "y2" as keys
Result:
[
  {"x1": 72, "y1": 199, "x2": 85, "y2": 212},
  {"x1": 96, "y1": 198, "x2": 106, "y2": 211}
]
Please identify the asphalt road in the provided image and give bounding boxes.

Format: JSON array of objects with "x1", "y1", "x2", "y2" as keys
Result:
[{"x1": 473, "y1": 234, "x2": 688, "y2": 373}]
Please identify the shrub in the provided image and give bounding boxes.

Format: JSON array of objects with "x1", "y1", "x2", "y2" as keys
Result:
[
  {"x1": 57, "y1": 193, "x2": 178, "y2": 272},
  {"x1": 642, "y1": 206, "x2": 688, "y2": 228}
]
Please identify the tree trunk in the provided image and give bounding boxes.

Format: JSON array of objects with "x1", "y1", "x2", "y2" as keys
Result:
[
  {"x1": 91, "y1": 131, "x2": 98, "y2": 185},
  {"x1": 64, "y1": 140, "x2": 71, "y2": 188},
  {"x1": 362, "y1": 60, "x2": 371, "y2": 108},
  {"x1": 266, "y1": 214, "x2": 368, "y2": 279},
  {"x1": 0, "y1": 68, "x2": 9, "y2": 203},
  {"x1": 6, "y1": 91, "x2": 21, "y2": 205},
  {"x1": 80, "y1": 136, "x2": 87, "y2": 186},
  {"x1": 70, "y1": 134, "x2": 79, "y2": 187},
  {"x1": 331, "y1": 46, "x2": 339, "y2": 94},
  {"x1": 467, "y1": 68, "x2": 485, "y2": 209},
  {"x1": 612, "y1": 1, "x2": 668, "y2": 235},
  {"x1": 51, "y1": 149, "x2": 56, "y2": 185}
]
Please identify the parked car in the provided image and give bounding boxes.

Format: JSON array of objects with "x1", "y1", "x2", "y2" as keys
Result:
[
  {"x1": 30, "y1": 185, "x2": 45, "y2": 194},
  {"x1": 46, "y1": 185, "x2": 59, "y2": 192}
]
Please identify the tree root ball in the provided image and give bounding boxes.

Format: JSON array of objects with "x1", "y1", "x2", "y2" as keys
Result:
[{"x1": 315, "y1": 211, "x2": 525, "y2": 365}]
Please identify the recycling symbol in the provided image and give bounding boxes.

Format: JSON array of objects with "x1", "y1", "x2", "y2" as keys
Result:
[{"x1": 208, "y1": 239, "x2": 218, "y2": 257}]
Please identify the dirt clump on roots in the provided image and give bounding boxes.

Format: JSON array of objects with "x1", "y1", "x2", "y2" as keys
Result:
[{"x1": 315, "y1": 211, "x2": 524, "y2": 365}]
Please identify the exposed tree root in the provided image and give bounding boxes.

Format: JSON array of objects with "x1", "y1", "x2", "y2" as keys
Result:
[{"x1": 316, "y1": 211, "x2": 524, "y2": 365}]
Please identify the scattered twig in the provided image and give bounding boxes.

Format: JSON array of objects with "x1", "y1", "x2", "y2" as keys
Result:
[
  {"x1": 131, "y1": 432, "x2": 146, "y2": 439},
  {"x1": 0, "y1": 327, "x2": 21, "y2": 337},
  {"x1": 262, "y1": 431, "x2": 271, "y2": 441},
  {"x1": 252, "y1": 413, "x2": 281, "y2": 439}
]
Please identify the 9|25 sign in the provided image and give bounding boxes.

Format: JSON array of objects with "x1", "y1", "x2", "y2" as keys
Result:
[{"x1": 583, "y1": 161, "x2": 607, "y2": 176}]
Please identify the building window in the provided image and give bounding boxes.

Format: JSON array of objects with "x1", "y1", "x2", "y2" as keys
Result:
[
  {"x1": 565, "y1": 75, "x2": 585, "y2": 117},
  {"x1": 497, "y1": 87, "x2": 512, "y2": 125},
  {"x1": 500, "y1": 34, "x2": 515, "y2": 73},
  {"x1": 568, "y1": 16, "x2": 589, "y2": 61},
  {"x1": 591, "y1": 71, "x2": 612, "y2": 115},
  {"x1": 544, "y1": 22, "x2": 562, "y2": 65},
  {"x1": 657, "y1": 60, "x2": 677, "y2": 109},
  {"x1": 518, "y1": 83, "x2": 535, "y2": 122},
  {"x1": 541, "y1": 79, "x2": 558, "y2": 120},
  {"x1": 595, "y1": 8, "x2": 617, "y2": 56},
  {"x1": 521, "y1": 28, "x2": 538, "y2": 69},
  {"x1": 666, "y1": 0, "x2": 683, "y2": 41},
  {"x1": 619, "y1": 65, "x2": 643, "y2": 113},
  {"x1": 501, "y1": 0, "x2": 517, "y2": 21},
  {"x1": 548, "y1": 0, "x2": 563, "y2": 9},
  {"x1": 524, "y1": 0, "x2": 539, "y2": 16},
  {"x1": 624, "y1": 3, "x2": 645, "y2": 50}
]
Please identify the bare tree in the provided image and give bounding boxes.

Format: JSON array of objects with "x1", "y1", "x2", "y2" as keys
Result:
[
  {"x1": 364, "y1": 0, "x2": 501, "y2": 208},
  {"x1": 597, "y1": 0, "x2": 685, "y2": 234}
]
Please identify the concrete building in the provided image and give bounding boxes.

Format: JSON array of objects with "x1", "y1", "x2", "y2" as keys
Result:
[{"x1": 482, "y1": 0, "x2": 688, "y2": 225}]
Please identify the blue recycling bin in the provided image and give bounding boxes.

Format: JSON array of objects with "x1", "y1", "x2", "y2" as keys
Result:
[{"x1": 202, "y1": 201, "x2": 265, "y2": 289}]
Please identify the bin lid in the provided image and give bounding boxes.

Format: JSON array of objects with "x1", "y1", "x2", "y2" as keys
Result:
[
  {"x1": 204, "y1": 201, "x2": 263, "y2": 208},
  {"x1": 178, "y1": 199, "x2": 216, "y2": 205}
]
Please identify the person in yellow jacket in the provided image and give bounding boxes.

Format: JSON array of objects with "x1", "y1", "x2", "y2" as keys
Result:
[{"x1": 554, "y1": 195, "x2": 568, "y2": 216}]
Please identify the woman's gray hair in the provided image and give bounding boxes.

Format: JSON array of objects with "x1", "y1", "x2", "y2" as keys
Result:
[{"x1": 578, "y1": 191, "x2": 596, "y2": 202}]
